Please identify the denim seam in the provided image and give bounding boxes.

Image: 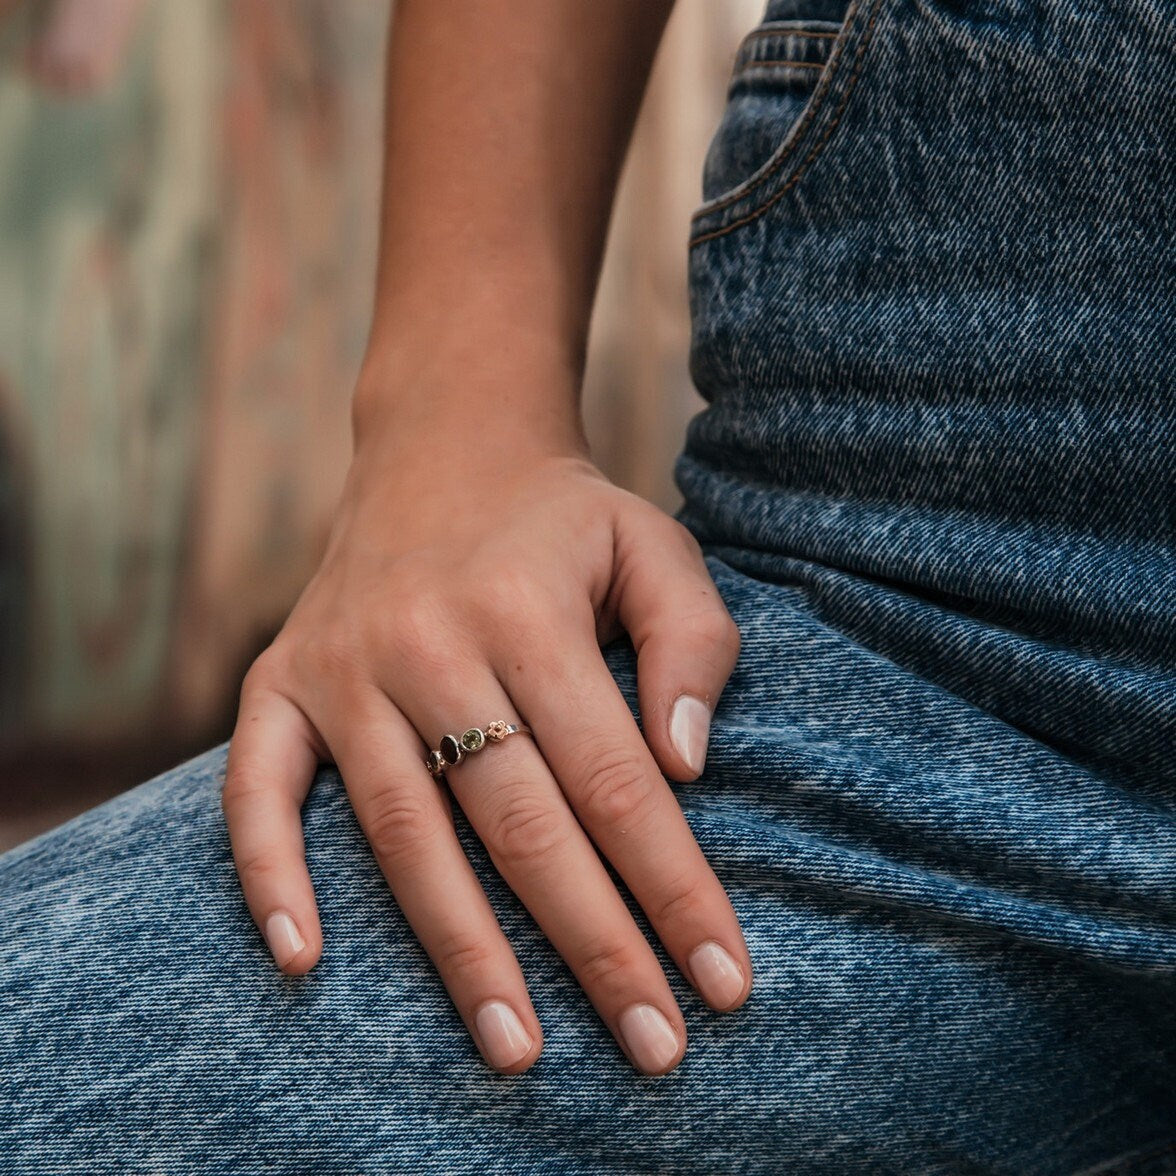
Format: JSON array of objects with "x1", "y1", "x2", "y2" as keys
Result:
[
  {"x1": 691, "y1": 4, "x2": 866, "y2": 224},
  {"x1": 739, "y1": 59, "x2": 827, "y2": 69},
  {"x1": 691, "y1": 7, "x2": 868, "y2": 221},
  {"x1": 743, "y1": 25, "x2": 841, "y2": 40},
  {"x1": 689, "y1": 0, "x2": 886, "y2": 246}
]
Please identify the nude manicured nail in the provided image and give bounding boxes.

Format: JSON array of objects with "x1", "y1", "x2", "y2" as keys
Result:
[
  {"x1": 689, "y1": 940, "x2": 746, "y2": 1009},
  {"x1": 670, "y1": 694, "x2": 711, "y2": 774},
  {"x1": 618, "y1": 1003, "x2": 680, "y2": 1074},
  {"x1": 264, "y1": 910, "x2": 305, "y2": 967},
  {"x1": 475, "y1": 1000, "x2": 533, "y2": 1069}
]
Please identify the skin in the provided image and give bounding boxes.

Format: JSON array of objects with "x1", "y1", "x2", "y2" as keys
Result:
[{"x1": 222, "y1": 0, "x2": 752, "y2": 1078}]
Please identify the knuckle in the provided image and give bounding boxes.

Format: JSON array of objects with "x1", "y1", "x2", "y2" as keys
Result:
[
  {"x1": 230, "y1": 846, "x2": 284, "y2": 886},
  {"x1": 362, "y1": 788, "x2": 439, "y2": 866},
  {"x1": 432, "y1": 931, "x2": 498, "y2": 983},
  {"x1": 240, "y1": 647, "x2": 281, "y2": 695},
  {"x1": 725, "y1": 619, "x2": 743, "y2": 659},
  {"x1": 469, "y1": 564, "x2": 554, "y2": 632},
  {"x1": 576, "y1": 748, "x2": 654, "y2": 829},
  {"x1": 384, "y1": 591, "x2": 464, "y2": 663},
  {"x1": 222, "y1": 748, "x2": 269, "y2": 811},
  {"x1": 716, "y1": 610, "x2": 742, "y2": 653},
  {"x1": 296, "y1": 633, "x2": 365, "y2": 682},
  {"x1": 484, "y1": 796, "x2": 569, "y2": 867},
  {"x1": 651, "y1": 870, "x2": 710, "y2": 928},
  {"x1": 688, "y1": 603, "x2": 741, "y2": 651},
  {"x1": 235, "y1": 647, "x2": 298, "y2": 720},
  {"x1": 577, "y1": 937, "x2": 638, "y2": 990}
]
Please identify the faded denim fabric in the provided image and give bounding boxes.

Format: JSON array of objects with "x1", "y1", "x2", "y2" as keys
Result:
[{"x1": 2, "y1": 0, "x2": 1174, "y2": 1170}]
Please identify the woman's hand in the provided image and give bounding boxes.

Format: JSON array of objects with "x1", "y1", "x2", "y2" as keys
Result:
[{"x1": 222, "y1": 414, "x2": 749, "y2": 1076}]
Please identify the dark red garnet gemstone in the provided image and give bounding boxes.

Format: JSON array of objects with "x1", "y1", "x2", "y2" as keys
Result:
[{"x1": 440, "y1": 734, "x2": 463, "y2": 765}]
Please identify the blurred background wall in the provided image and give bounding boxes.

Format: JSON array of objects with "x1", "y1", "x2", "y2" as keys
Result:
[{"x1": 0, "y1": 0, "x2": 762, "y2": 849}]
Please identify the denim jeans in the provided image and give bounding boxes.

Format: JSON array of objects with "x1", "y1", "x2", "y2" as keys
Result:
[{"x1": 2, "y1": 0, "x2": 1174, "y2": 1170}]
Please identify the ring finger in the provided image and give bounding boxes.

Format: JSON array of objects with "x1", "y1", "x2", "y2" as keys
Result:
[{"x1": 393, "y1": 664, "x2": 689, "y2": 1076}]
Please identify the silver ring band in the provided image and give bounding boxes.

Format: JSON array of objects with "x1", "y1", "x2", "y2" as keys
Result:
[{"x1": 425, "y1": 721, "x2": 532, "y2": 780}]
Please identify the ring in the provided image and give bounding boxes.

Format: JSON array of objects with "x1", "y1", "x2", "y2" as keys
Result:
[{"x1": 425, "y1": 720, "x2": 533, "y2": 780}]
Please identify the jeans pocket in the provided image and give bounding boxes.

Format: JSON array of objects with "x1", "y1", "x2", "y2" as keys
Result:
[{"x1": 689, "y1": 0, "x2": 887, "y2": 245}]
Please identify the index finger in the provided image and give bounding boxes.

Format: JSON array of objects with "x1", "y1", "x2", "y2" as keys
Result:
[{"x1": 222, "y1": 679, "x2": 324, "y2": 975}]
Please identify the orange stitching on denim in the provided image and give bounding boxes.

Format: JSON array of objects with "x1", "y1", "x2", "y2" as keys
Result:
[
  {"x1": 693, "y1": 0, "x2": 867, "y2": 223},
  {"x1": 744, "y1": 26, "x2": 842, "y2": 39},
  {"x1": 690, "y1": 0, "x2": 884, "y2": 248},
  {"x1": 739, "y1": 59, "x2": 826, "y2": 69}
]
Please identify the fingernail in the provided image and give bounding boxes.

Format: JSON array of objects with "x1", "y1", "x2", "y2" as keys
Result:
[
  {"x1": 670, "y1": 694, "x2": 711, "y2": 774},
  {"x1": 688, "y1": 940, "x2": 746, "y2": 1009},
  {"x1": 618, "y1": 1003, "x2": 681, "y2": 1074},
  {"x1": 264, "y1": 910, "x2": 305, "y2": 968},
  {"x1": 474, "y1": 1000, "x2": 533, "y2": 1069}
]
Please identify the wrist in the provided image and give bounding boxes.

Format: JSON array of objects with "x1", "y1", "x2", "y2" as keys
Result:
[{"x1": 351, "y1": 341, "x2": 592, "y2": 466}]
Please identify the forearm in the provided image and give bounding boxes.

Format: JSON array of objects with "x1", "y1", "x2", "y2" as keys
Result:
[{"x1": 352, "y1": 0, "x2": 676, "y2": 452}]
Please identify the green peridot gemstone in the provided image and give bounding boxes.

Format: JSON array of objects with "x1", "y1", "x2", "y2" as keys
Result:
[{"x1": 461, "y1": 727, "x2": 486, "y2": 752}]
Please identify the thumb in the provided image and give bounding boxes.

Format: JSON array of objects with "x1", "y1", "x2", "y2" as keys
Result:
[{"x1": 612, "y1": 504, "x2": 742, "y2": 783}]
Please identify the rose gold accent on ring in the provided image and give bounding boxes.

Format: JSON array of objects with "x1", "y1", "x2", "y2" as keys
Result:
[{"x1": 425, "y1": 722, "x2": 533, "y2": 780}]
